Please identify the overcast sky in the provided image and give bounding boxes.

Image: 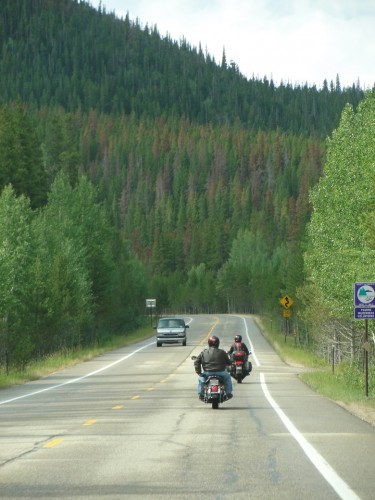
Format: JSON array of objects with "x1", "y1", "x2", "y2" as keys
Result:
[{"x1": 89, "y1": 0, "x2": 374, "y2": 89}]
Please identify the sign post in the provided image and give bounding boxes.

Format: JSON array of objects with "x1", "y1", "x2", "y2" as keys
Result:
[
  {"x1": 280, "y1": 295, "x2": 293, "y2": 341},
  {"x1": 354, "y1": 283, "x2": 375, "y2": 397},
  {"x1": 146, "y1": 298, "x2": 156, "y2": 326}
]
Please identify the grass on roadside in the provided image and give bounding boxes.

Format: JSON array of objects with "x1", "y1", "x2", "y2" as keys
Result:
[
  {"x1": 301, "y1": 369, "x2": 369, "y2": 403},
  {"x1": 255, "y1": 315, "x2": 375, "y2": 411},
  {"x1": 255, "y1": 315, "x2": 326, "y2": 369},
  {"x1": 0, "y1": 325, "x2": 153, "y2": 390}
]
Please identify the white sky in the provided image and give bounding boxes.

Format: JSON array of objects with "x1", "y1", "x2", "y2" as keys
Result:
[{"x1": 89, "y1": 0, "x2": 375, "y2": 89}]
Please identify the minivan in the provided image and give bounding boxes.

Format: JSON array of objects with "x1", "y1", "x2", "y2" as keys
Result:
[{"x1": 155, "y1": 317, "x2": 188, "y2": 347}]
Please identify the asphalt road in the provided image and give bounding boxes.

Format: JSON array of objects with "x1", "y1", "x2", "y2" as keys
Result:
[{"x1": 0, "y1": 314, "x2": 374, "y2": 499}]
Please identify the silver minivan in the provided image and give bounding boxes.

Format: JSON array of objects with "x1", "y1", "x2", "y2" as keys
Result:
[{"x1": 155, "y1": 317, "x2": 188, "y2": 347}]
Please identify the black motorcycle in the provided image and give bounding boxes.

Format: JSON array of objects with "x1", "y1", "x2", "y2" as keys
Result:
[
  {"x1": 200, "y1": 374, "x2": 229, "y2": 409},
  {"x1": 192, "y1": 356, "x2": 230, "y2": 409}
]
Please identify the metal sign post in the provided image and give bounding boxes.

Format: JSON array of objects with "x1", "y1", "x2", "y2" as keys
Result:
[
  {"x1": 365, "y1": 319, "x2": 369, "y2": 397},
  {"x1": 146, "y1": 299, "x2": 156, "y2": 326}
]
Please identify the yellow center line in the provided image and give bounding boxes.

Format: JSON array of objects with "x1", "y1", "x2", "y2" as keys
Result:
[
  {"x1": 199, "y1": 317, "x2": 220, "y2": 345},
  {"x1": 43, "y1": 438, "x2": 64, "y2": 448},
  {"x1": 83, "y1": 419, "x2": 97, "y2": 426},
  {"x1": 122, "y1": 319, "x2": 220, "y2": 400},
  {"x1": 44, "y1": 319, "x2": 220, "y2": 438}
]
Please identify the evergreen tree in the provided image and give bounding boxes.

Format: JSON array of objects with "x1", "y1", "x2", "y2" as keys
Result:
[
  {"x1": 0, "y1": 103, "x2": 47, "y2": 208},
  {"x1": 0, "y1": 0, "x2": 365, "y2": 136}
]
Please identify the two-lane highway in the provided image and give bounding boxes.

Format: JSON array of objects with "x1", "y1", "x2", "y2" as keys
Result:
[{"x1": 0, "y1": 315, "x2": 374, "y2": 499}]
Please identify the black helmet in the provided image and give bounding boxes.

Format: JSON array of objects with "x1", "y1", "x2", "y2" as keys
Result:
[
  {"x1": 235, "y1": 335, "x2": 242, "y2": 342},
  {"x1": 208, "y1": 335, "x2": 220, "y2": 347}
]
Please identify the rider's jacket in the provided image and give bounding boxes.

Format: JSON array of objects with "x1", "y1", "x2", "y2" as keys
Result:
[
  {"x1": 194, "y1": 346, "x2": 231, "y2": 373},
  {"x1": 228, "y1": 341, "x2": 250, "y2": 356}
]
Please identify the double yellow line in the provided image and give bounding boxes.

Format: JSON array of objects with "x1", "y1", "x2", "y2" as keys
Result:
[
  {"x1": 199, "y1": 316, "x2": 220, "y2": 345},
  {"x1": 43, "y1": 318, "x2": 221, "y2": 449}
]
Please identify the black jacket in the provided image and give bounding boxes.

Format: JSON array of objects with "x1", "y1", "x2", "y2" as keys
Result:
[
  {"x1": 194, "y1": 346, "x2": 231, "y2": 373},
  {"x1": 228, "y1": 341, "x2": 250, "y2": 356}
]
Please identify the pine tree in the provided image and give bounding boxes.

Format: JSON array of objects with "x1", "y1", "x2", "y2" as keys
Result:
[{"x1": 0, "y1": 103, "x2": 47, "y2": 208}]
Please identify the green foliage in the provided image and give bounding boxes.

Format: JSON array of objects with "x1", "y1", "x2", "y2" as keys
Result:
[
  {"x1": 0, "y1": 186, "x2": 34, "y2": 366},
  {"x1": 299, "y1": 92, "x2": 375, "y2": 366},
  {"x1": 304, "y1": 94, "x2": 375, "y2": 318},
  {"x1": 0, "y1": 323, "x2": 152, "y2": 386},
  {"x1": 76, "y1": 112, "x2": 322, "y2": 313},
  {"x1": 0, "y1": 0, "x2": 364, "y2": 137},
  {"x1": 0, "y1": 0, "x2": 372, "y2": 368},
  {"x1": 216, "y1": 229, "x2": 280, "y2": 312},
  {"x1": 0, "y1": 171, "x2": 148, "y2": 368},
  {"x1": 302, "y1": 363, "x2": 375, "y2": 401},
  {"x1": 334, "y1": 362, "x2": 366, "y2": 392},
  {"x1": 31, "y1": 173, "x2": 94, "y2": 351},
  {"x1": 184, "y1": 264, "x2": 217, "y2": 313},
  {"x1": 0, "y1": 102, "x2": 47, "y2": 207},
  {"x1": 40, "y1": 109, "x2": 81, "y2": 187},
  {"x1": 260, "y1": 316, "x2": 375, "y2": 405}
]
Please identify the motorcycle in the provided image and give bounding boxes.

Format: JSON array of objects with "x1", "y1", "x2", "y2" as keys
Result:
[
  {"x1": 200, "y1": 374, "x2": 229, "y2": 409},
  {"x1": 228, "y1": 350, "x2": 252, "y2": 383},
  {"x1": 191, "y1": 356, "x2": 230, "y2": 409}
]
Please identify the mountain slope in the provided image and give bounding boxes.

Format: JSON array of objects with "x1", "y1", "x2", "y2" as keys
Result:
[{"x1": 0, "y1": 0, "x2": 364, "y2": 137}]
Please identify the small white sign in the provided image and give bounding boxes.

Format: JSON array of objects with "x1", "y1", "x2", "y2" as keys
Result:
[{"x1": 146, "y1": 299, "x2": 156, "y2": 308}]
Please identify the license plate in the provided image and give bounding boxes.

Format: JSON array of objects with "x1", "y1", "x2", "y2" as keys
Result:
[{"x1": 210, "y1": 379, "x2": 220, "y2": 385}]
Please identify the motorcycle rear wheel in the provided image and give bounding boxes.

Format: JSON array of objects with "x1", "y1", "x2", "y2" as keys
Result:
[{"x1": 212, "y1": 400, "x2": 219, "y2": 409}]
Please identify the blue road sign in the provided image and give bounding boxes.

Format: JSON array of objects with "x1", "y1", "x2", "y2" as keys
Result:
[
  {"x1": 354, "y1": 308, "x2": 375, "y2": 320},
  {"x1": 354, "y1": 283, "x2": 375, "y2": 307}
]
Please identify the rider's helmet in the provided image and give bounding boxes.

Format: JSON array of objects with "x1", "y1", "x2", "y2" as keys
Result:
[
  {"x1": 234, "y1": 334, "x2": 242, "y2": 342},
  {"x1": 208, "y1": 335, "x2": 220, "y2": 347}
]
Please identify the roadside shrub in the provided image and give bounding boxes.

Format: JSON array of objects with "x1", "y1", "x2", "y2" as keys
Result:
[{"x1": 334, "y1": 361, "x2": 375, "y2": 397}]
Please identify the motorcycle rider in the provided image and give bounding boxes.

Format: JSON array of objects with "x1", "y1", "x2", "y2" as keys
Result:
[
  {"x1": 194, "y1": 335, "x2": 233, "y2": 400},
  {"x1": 228, "y1": 334, "x2": 252, "y2": 374}
]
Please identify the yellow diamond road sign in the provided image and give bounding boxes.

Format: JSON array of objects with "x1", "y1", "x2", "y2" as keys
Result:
[{"x1": 280, "y1": 295, "x2": 293, "y2": 309}]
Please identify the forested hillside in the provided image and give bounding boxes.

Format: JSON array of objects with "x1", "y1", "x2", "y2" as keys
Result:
[
  {"x1": 0, "y1": 0, "x2": 373, "y2": 375},
  {"x1": 0, "y1": 0, "x2": 363, "y2": 136}
]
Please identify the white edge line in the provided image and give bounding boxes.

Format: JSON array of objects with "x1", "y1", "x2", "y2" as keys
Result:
[
  {"x1": 260, "y1": 372, "x2": 360, "y2": 500},
  {"x1": 242, "y1": 317, "x2": 260, "y2": 367},
  {"x1": 0, "y1": 341, "x2": 154, "y2": 406}
]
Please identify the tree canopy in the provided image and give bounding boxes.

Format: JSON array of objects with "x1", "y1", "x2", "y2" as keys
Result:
[
  {"x1": 299, "y1": 91, "x2": 375, "y2": 361},
  {"x1": 0, "y1": 0, "x2": 373, "y2": 370}
]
